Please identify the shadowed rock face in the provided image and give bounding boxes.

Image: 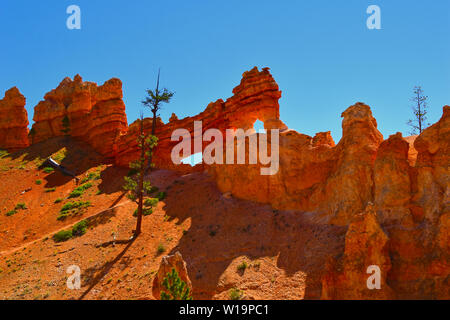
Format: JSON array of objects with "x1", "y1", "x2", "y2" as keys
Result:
[
  {"x1": 1, "y1": 68, "x2": 448, "y2": 299},
  {"x1": 321, "y1": 204, "x2": 394, "y2": 300},
  {"x1": 0, "y1": 87, "x2": 29, "y2": 151},
  {"x1": 30, "y1": 75, "x2": 128, "y2": 157}
]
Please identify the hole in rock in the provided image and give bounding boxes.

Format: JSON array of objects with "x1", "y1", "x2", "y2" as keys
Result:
[
  {"x1": 181, "y1": 152, "x2": 203, "y2": 166},
  {"x1": 253, "y1": 120, "x2": 266, "y2": 133}
]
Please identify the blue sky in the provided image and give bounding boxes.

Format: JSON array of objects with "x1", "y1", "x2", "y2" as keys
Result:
[{"x1": 0, "y1": 0, "x2": 449, "y2": 143}]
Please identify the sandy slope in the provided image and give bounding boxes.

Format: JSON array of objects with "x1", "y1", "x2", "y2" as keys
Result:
[{"x1": 0, "y1": 139, "x2": 347, "y2": 300}]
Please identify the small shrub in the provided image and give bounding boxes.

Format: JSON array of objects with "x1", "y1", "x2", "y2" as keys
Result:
[
  {"x1": 157, "y1": 243, "x2": 166, "y2": 255},
  {"x1": 15, "y1": 203, "x2": 27, "y2": 210},
  {"x1": 144, "y1": 198, "x2": 159, "y2": 207},
  {"x1": 53, "y1": 148, "x2": 67, "y2": 163},
  {"x1": 6, "y1": 210, "x2": 17, "y2": 217},
  {"x1": 229, "y1": 288, "x2": 243, "y2": 300},
  {"x1": 133, "y1": 207, "x2": 153, "y2": 217},
  {"x1": 58, "y1": 201, "x2": 91, "y2": 220},
  {"x1": 57, "y1": 213, "x2": 69, "y2": 221},
  {"x1": 43, "y1": 167, "x2": 54, "y2": 174},
  {"x1": 53, "y1": 220, "x2": 89, "y2": 242},
  {"x1": 157, "y1": 191, "x2": 166, "y2": 200},
  {"x1": 81, "y1": 172, "x2": 101, "y2": 183},
  {"x1": 35, "y1": 179, "x2": 42, "y2": 185},
  {"x1": 69, "y1": 183, "x2": 92, "y2": 198},
  {"x1": 72, "y1": 220, "x2": 88, "y2": 237},
  {"x1": 45, "y1": 188, "x2": 56, "y2": 193},
  {"x1": 0, "y1": 150, "x2": 9, "y2": 158},
  {"x1": 237, "y1": 261, "x2": 248, "y2": 272},
  {"x1": 68, "y1": 189, "x2": 83, "y2": 198},
  {"x1": 54, "y1": 198, "x2": 63, "y2": 204},
  {"x1": 53, "y1": 230, "x2": 73, "y2": 243}
]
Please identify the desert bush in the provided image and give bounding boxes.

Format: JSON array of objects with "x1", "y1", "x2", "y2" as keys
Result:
[
  {"x1": 43, "y1": 167, "x2": 54, "y2": 174},
  {"x1": 58, "y1": 201, "x2": 91, "y2": 220},
  {"x1": 72, "y1": 220, "x2": 88, "y2": 237},
  {"x1": 237, "y1": 261, "x2": 248, "y2": 272},
  {"x1": 15, "y1": 203, "x2": 27, "y2": 210},
  {"x1": 6, "y1": 210, "x2": 16, "y2": 217},
  {"x1": 157, "y1": 191, "x2": 166, "y2": 200},
  {"x1": 229, "y1": 288, "x2": 243, "y2": 300},
  {"x1": 35, "y1": 179, "x2": 42, "y2": 185},
  {"x1": 133, "y1": 207, "x2": 153, "y2": 217},
  {"x1": 53, "y1": 148, "x2": 67, "y2": 163},
  {"x1": 144, "y1": 198, "x2": 159, "y2": 207},
  {"x1": 69, "y1": 183, "x2": 93, "y2": 198},
  {"x1": 53, "y1": 220, "x2": 89, "y2": 242},
  {"x1": 157, "y1": 243, "x2": 166, "y2": 255},
  {"x1": 0, "y1": 150, "x2": 9, "y2": 158},
  {"x1": 81, "y1": 171, "x2": 101, "y2": 183},
  {"x1": 53, "y1": 230, "x2": 73, "y2": 242}
]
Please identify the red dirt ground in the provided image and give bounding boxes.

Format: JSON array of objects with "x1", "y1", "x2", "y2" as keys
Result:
[{"x1": 0, "y1": 138, "x2": 347, "y2": 300}]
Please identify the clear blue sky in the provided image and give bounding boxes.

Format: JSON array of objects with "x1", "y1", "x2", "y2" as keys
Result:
[{"x1": 1, "y1": 0, "x2": 449, "y2": 142}]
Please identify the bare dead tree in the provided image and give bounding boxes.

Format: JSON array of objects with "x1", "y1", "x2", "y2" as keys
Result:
[{"x1": 407, "y1": 86, "x2": 430, "y2": 135}]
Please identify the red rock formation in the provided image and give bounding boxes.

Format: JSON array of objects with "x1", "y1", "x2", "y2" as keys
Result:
[
  {"x1": 321, "y1": 204, "x2": 394, "y2": 299},
  {"x1": 30, "y1": 75, "x2": 127, "y2": 157},
  {"x1": 152, "y1": 251, "x2": 192, "y2": 299},
  {"x1": 114, "y1": 67, "x2": 286, "y2": 169},
  {"x1": 322, "y1": 108, "x2": 449, "y2": 299},
  {"x1": 0, "y1": 87, "x2": 29, "y2": 151},
  {"x1": 0, "y1": 68, "x2": 447, "y2": 299},
  {"x1": 209, "y1": 102, "x2": 384, "y2": 225},
  {"x1": 383, "y1": 106, "x2": 450, "y2": 299}
]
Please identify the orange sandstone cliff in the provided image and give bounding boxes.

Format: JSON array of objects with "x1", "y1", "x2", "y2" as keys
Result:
[
  {"x1": 0, "y1": 87, "x2": 29, "y2": 151},
  {"x1": 0, "y1": 68, "x2": 448, "y2": 299},
  {"x1": 30, "y1": 75, "x2": 128, "y2": 157},
  {"x1": 114, "y1": 67, "x2": 286, "y2": 169}
]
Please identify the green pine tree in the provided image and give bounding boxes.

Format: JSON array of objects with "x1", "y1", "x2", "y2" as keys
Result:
[
  {"x1": 61, "y1": 115, "x2": 71, "y2": 135},
  {"x1": 123, "y1": 113, "x2": 158, "y2": 236},
  {"x1": 160, "y1": 268, "x2": 193, "y2": 300}
]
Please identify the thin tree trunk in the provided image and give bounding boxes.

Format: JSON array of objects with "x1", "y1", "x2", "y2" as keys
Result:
[
  {"x1": 144, "y1": 108, "x2": 158, "y2": 175},
  {"x1": 152, "y1": 109, "x2": 157, "y2": 135},
  {"x1": 418, "y1": 91, "x2": 422, "y2": 133},
  {"x1": 135, "y1": 120, "x2": 145, "y2": 236}
]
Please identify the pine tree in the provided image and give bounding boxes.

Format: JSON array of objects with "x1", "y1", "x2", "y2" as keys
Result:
[
  {"x1": 160, "y1": 268, "x2": 193, "y2": 300},
  {"x1": 61, "y1": 115, "x2": 71, "y2": 135},
  {"x1": 141, "y1": 69, "x2": 174, "y2": 173},
  {"x1": 123, "y1": 113, "x2": 158, "y2": 236}
]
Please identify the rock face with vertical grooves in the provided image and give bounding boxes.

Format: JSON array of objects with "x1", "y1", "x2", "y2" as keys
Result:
[
  {"x1": 30, "y1": 75, "x2": 128, "y2": 157},
  {"x1": 114, "y1": 67, "x2": 286, "y2": 170},
  {"x1": 0, "y1": 87, "x2": 29, "y2": 151},
  {"x1": 321, "y1": 204, "x2": 394, "y2": 299}
]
